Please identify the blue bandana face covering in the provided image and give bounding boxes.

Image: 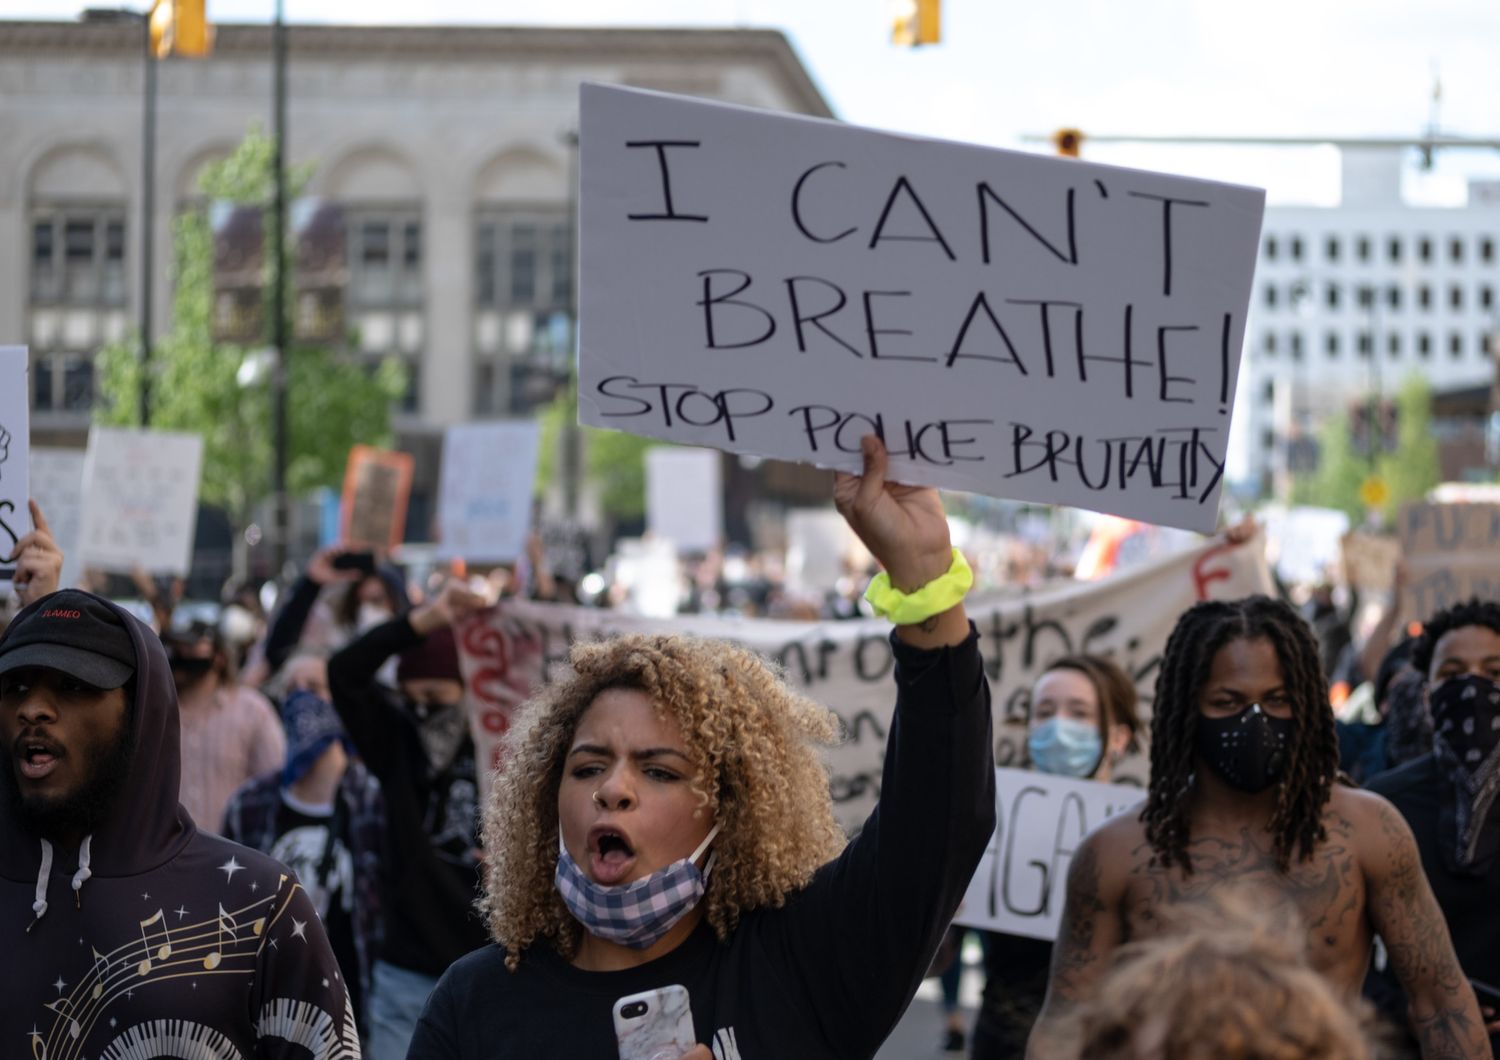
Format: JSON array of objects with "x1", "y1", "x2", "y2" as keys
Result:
[
  {"x1": 1028, "y1": 717, "x2": 1103, "y2": 778},
  {"x1": 555, "y1": 825, "x2": 720, "y2": 950}
]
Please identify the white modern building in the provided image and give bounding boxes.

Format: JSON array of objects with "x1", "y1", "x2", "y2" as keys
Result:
[
  {"x1": 1237, "y1": 150, "x2": 1500, "y2": 494},
  {"x1": 0, "y1": 14, "x2": 833, "y2": 548}
]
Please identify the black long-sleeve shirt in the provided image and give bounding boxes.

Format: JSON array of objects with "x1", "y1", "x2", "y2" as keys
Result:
[
  {"x1": 409, "y1": 626, "x2": 997, "y2": 1060},
  {"x1": 327, "y1": 617, "x2": 488, "y2": 977}
]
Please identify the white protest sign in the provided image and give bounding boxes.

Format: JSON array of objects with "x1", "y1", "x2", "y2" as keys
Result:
[
  {"x1": 28, "y1": 447, "x2": 87, "y2": 594},
  {"x1": 786, "y1": 508, "x2": 858, "y2": 595},
  {"x1": 0, "y1": 348, "x2": 29, "y2": 588},
  {"x1": 646, "y1": 447, "x2": 722, "y2": 553},
  {"x1": 79, "y1": 427, "x2": 203, "y2": 576},
  {"x1": 579, "y1": 84, "x2": 1266, "y2": 533},
  {"x1": 457, "y1": 532, "x2": 1270, "y2": 829},
  {"x1": 954, "y1": 768, "x2": 1144, "y2": 940},
  {"x1": 438, "y1": 420, "x2": 542, "y2": 563}
]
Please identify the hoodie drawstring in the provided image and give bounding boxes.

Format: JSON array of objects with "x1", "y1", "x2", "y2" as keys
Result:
[
  {"x1": 72, "y1": 835, "x2": 93, "y2": 908},
  {"x1": 27, "y1": 838, "x2": 54, "y2": 933}
]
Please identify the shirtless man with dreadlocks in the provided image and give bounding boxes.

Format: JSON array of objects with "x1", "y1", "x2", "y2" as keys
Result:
[{"x1": 1028, "y1": 595, "x2": 1492, "y2": 1060}]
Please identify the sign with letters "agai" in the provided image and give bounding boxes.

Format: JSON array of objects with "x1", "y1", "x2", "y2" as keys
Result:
[{"x1": 579, "y1": 85, "x2": 1266, "y2": 533}]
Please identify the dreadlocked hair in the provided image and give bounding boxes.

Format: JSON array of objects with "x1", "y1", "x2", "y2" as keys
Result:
[
  {"x1": 1140, "y1": 595, "x2": 1337, "y2": 874},
  {"x1": 1411, "y1": 597, "x2": 1500, "y2": 678}
]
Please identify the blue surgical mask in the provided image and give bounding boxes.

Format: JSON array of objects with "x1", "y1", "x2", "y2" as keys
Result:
[{"x1": 1028, "y1": 717, "x2": 1103, "y2": 778}]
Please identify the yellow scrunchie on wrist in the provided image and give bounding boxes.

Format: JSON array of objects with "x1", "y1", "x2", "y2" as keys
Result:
[{"x1": 864, "y1": 548, "x2": 973, "y2": 626}]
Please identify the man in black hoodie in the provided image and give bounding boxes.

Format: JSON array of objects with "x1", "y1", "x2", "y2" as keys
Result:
[{"x1": 0, "y1": 589, "x2": 360, "y2": 1057}]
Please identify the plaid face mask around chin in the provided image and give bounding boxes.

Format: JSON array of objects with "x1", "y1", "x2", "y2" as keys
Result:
[{"x1": 555, "y1": 825, "x2": 720, "y2": 950}]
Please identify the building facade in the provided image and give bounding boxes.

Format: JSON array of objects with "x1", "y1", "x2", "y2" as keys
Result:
[
  {"x1": 0, "y1": 16, "x2": 832, "y2": 545},
  {"x1": 1238, "y1": 151, "x2": 1500, "y2": 494}
]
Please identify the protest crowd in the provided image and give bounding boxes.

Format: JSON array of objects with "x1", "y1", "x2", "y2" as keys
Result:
[{"x1": 3, "y1": 429, "x2": 1499, "y2": 1060}]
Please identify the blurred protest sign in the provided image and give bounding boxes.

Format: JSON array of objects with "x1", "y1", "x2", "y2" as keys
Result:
[
  {"x1": 0, "y1": 347, "x2": 29, "y2": 585},
  {"x1": 1261, "y1": 504, "x2": 1348, "y2": 586},
  {"x1": 953, "y1": 768, "x2": 1144, "y2": 940},
  {"x1": 1341, "y1": 531, "x2": 1399, "y2": 594},
  {"x1": 438, "y1": 421, "x2": 542, "y2": 563},
  {"x1": 646, "y1": 447, "x2": 722, "y2": 553},
  {"x1": 79, "y1": 427, "x2": 203, "y2": 576},
  {"x1": 578, "y1": 84, "x2": 1265, "y2": 533},
  {"x1": 456, "y1": 530, "x2": 1270, "y2": 829},
  {"x1": 786, "y1": 508, "x2": 860, "y2": 595},
  {"x1": 340, "y1": 444, "x2": 413, "y2": 552},
  {"x1": 29, "y1": 447, "x2": 86, "y2": 594},
  {"x1": 1399, "y1": 501, "x2": 1500, "y2": 624}
]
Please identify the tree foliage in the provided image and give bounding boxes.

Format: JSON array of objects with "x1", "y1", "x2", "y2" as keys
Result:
[{"x1": 95, "y1": 130, "x2": 404, "y2": 523}]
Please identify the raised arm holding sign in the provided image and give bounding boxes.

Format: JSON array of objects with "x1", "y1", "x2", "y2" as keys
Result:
[{"x1": 579, "y1": 85, "x2": 1266, "y2": 532}]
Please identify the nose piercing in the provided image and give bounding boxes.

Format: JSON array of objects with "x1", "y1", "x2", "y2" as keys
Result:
[{"x1": 592, "y1": 791, "x2": 606, "y2": 809}]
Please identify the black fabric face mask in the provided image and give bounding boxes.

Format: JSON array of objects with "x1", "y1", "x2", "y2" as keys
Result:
[
  {"x1": 1428, "y1": 673, "x2": 1500, "y2": 870},
  {"x1": 1195, "y1": 703, "x2": 1293, "y2": 793}
]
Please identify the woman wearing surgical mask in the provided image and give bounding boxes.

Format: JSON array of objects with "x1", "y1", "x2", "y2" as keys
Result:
[
  {"x1": 260, "y1": 546, "x2": 410, "y2": 683},
  {"x1": 407, "y1": 437, "x2": 997, "y2": 1059},
  {"x1": 970, "y1": 655, "x2": 1141, "y2": 1059}
]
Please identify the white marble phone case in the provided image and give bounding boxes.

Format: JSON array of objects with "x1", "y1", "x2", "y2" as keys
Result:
[{"x1": 613, "y1": 984, "x2": 696, "y2": 1060}]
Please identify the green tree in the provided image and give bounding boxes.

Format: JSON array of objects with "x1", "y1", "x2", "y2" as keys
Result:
[
  {"x1": 1374, "y1": 374, "x2": 1442, "y2": 520},
  {"x1": 1291, "y1": 409, "x2": 1366, "y2": 518},
  {"x1": 535, "y1": 379, "x2": 656, "y2": 523},
  {"x1": 96, "y1": 130, "x2": 404, "y2": 562}
]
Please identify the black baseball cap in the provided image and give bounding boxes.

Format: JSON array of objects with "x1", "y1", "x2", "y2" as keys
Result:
[{"x1": 0, "y1": 590, "x2": 136, "y2": 690}]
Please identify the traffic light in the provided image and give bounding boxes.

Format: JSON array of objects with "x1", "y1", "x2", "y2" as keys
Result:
[
  {"x1": 891, "y1": 0, "x2": 940, "y2": 47},
  {"x1": 1349, "y1": 402, "x2": 1372, "y2": 456},
  {"x1": 150, "y1": 0, "x2": 213, "y2": 59},
  {"x1": 1378, "y1": 401, "x2": 1399, "y2": 452},
  {"x1": 1053, "y1": 128, "x2": 1084, "y2": 158}
]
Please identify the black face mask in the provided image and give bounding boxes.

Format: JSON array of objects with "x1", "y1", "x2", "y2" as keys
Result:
[
  {"x1": 1428, "y1": 673, "x2": 1500, "y2": 869},
  {"x1": 1195, "y1": 703, "x2": 1293, "y2": 793},
  {"x1": 169, "y1": 656, "x2": 215, "y2": 678}
]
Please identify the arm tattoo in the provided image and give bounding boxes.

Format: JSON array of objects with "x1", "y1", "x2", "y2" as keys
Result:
[
  {"x1": 1369, "y1": 801, "x2": 1490, "y2": 1059},
  {"x1": 1050, "y1": 839, "x2": 1108, "y2": 1003}
]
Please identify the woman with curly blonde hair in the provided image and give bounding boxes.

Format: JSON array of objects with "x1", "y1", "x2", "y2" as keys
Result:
[{"x1": 409, "y1": 437, "x2": 997, "y2": 1059}]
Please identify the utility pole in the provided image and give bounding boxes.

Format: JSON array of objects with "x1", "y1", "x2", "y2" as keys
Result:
[
  {"x1": 139, "y1": 12, "x2": 157, "y2": 426},
  {"x1": 270, "y1": 0, "x2": 290, "y2": 574}
]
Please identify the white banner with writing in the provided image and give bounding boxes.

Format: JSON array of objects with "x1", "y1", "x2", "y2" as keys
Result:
[
  {"x1": 0, "y1": 347, "x2": 30, "y2": 587},
  {"x1": 79, "y1": 427, "x2": 204, "y2": 576},
  {"x1": 578, "y1": 85, "x2": 1266, "y2": 532},
  {"x1": 456, "y1": 531, "x2": 1270, "y2": 816},
  {"x1": 438, "y1": 420, "x2": 543, "y2": 563},
  {"x1": 953, "y1": 768, "x2": 1144, "y2": 941}
]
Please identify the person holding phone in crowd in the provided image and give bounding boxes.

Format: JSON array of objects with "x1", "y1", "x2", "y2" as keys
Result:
[
  {"x1": 408, "y1": 436, "x2": 996, "y2": 1059},
  {"x1": 969, "y1": 654, "x2": 1141, "y2": 1058},
  {"x1": 262, "y1": 545, "x2": 410, "y2": 677}
]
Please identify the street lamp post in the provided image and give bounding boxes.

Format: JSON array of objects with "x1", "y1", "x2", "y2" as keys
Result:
[
  {"x1": 139, "y1": 11, "x2": 157, "y2": 427},
  {"x1": 270, "y1": 0, "x2": 290, "y2": 575}
]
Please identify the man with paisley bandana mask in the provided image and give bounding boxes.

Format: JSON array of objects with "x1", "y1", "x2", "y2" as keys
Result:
[
  {"x1": 1031, "y1": 595, "x2": 1492, "y2": 1060},
  {"x1": 1367, "y1": 598, "x2": 1500, "y2": 1050},
  {"x1": 328, "y1": 579, "x2": 490, "y2": 1060}
]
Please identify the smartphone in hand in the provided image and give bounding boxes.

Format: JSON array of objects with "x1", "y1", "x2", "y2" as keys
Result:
[
  {"x1": 331, "y1": 550, "x2": 376, "y2": 574},
  {"x1": 614, "y1": 985, "x2": 696, "y2": 1060}
]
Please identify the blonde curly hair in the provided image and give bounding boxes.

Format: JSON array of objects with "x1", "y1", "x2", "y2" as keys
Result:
[
  {"x1": 479, "y1": 633, "x2": 848, "y2": 970},
  {"x1": 1067, "y1": 895, "x2": 1382, "y2": 1059}
]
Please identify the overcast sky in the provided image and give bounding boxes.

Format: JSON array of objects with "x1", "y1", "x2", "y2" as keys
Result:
[{"x1": 14, "y1": 0, "x2": 1500, "y2": 203}]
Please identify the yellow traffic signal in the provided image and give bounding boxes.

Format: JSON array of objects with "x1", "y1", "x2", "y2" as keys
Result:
[
  {"x1": 150, "y1": 0, "x2": 213, "y2": 59},
  {"x1": 891, "y1": 0, "x2": 940, "y2": 47},
  {"x1": 1053, "y1": 128, "x2": 1084, "y2": 158}
]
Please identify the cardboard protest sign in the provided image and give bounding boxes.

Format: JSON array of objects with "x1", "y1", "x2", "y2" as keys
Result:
[
  {"x1": 79, "y1": 427, "x2": 203, "y2": 576},
  {"x1": 578, "y1": 84, "x2": 1266, "y2": 533},
  {"x1": 646, "y1": 447, "x2": 722, "y2": 553},
  {"x1": 953, "y1": 768, "x2": 1145, "y2": 940},
  {"x1": 1341, "y1": 531, "x2": 1400, "y2": 594},
  {"x1": 0, "y1": 347, "x2": 30, "y2": 586},
  {"x1": 28, "y1": 447, "x2": 87, "y2": 594},
  {"x1": 340, "y1": 444, "x2": 413, "y2": 552},
  {"x1": 438, "y1": 421, "x2": 542, "y2": 563},
  {"x1": 456, "y1": 531, "x2": 1270, "y2": 829},
  {"x1": 1399, "y1": 502, "x2": 1500, "y2": 624}
]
